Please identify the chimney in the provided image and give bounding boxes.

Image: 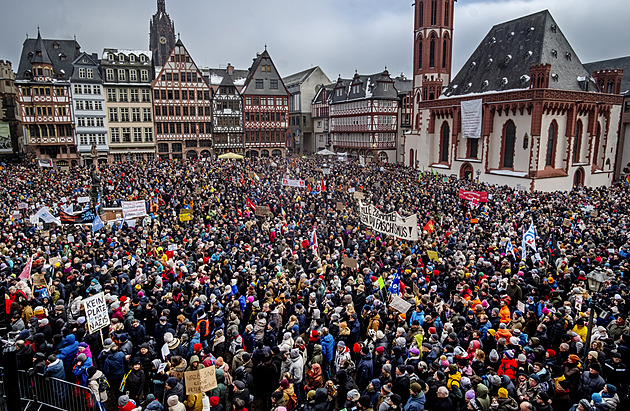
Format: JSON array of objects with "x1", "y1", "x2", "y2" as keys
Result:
[{"x1": 227, "y1": 63, "x2": 234, "y2": 75}]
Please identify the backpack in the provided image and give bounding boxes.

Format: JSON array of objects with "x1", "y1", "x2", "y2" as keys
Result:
[{"x1": 97, "y1": 374, "x2": 110, "y2": 393}]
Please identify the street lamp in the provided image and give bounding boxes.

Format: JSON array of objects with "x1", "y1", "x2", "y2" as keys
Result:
[{"x1": 583, "y1": 268, "x2": 608, "y2": 362}]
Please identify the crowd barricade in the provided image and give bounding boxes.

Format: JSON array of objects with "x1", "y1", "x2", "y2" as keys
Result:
[{"x1": 0, "y1": 368, "x2": 99, "y2": 411}]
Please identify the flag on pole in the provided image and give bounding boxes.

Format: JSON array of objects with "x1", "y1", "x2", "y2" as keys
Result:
[
  {"x1": 281, "y1": 207, "x2": 286, "y2": 218},
  {"x1": 625, "y1": 175, "x2": 630, "y2": 186},
  {"x1": 92, "y1": 215, "x2": 104, "y2": 233},
  {"x1": 377, "y1": 276, "x2": 385, "y2": 289},
  {"x1": 311, "y1": 229, "x2": 319, "y2": 255},
  {"x1": 19, "y1": 256, "x2": 33, "y2": 280},
  {"x1": 522, "y1": 222, "x2": 536, "y2": 259},
  {"x1": 253, "y1": 172, "x2": 260, "y2": 182},
  {"x1": 236, "y1": 205, "x2": 243, "y2": 219},
  {"x1": 423, "y1": 219, "x2": 435, "y2": 234},
  {"x1": 246, "y1": 197, "x2": 257, "y2": 210},
  {"x1": 505, "y1": 239, "x2": 515, "y2": 257},
  {"x1": 388, "y1": 266, "x2": 401, "y2": 295}
]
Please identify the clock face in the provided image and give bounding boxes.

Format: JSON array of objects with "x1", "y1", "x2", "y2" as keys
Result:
[{"x1": 159, "y1": 36, "x2": 167, "y2": 44}]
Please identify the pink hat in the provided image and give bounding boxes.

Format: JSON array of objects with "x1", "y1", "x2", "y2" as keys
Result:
[{"x1": 247, "y1": 296, "x2": 254, "y2": 303}]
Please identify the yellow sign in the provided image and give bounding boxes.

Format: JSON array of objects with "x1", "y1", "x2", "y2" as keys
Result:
[
  {"x1": 179, "y1": 213, "x2": 191, "y2": 222},
  {"x1": 427, "y1": 250, "x2": 439, "y2": 261}
]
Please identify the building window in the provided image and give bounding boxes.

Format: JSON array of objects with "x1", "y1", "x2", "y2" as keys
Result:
[
  {"x1": 110, "y1": 127, "x2": 120, "y2": 143},
  {"x1": 133, "y1": 127, "x2": 142, "y2": 142},
  {"x1": 444, "y1": 0, "x2": 450, "y2": 25},
  {"x1": 122, "y1": 127, "x2": 131, "y2": 142},
  {"x1": 114, "y1": 154, "x2": 122, "y2": 162},
  {"x1": 255, "y1": 79, "x2": 264, "y2": 89},
  {"x1": 142, "y1": 89, "x2": 151, "y2": 102},
  {"x1": 141, "y1": 70, "x2": 149, "y2": 82},
  {"x1": 108, "y1": 108, "x2": 118, "y2": 122},
  {"x1": 120, "y1": 108, "x2": 129, "y2": 122},
  {"x1": 431, "y1": 0, "x2": 437, "y2": 25},
  {"x1": 119, "y1": 89, "x2": 128, "y2": 102},
  {"x1": 172, "y1": 143, "x2": 182, "y2": 152},
  {"x1": 442, "y1": 39, "x2": 448, "y2": 68},
  {"x1": 130, "y1": 89, "x2": 139, "y2": 102},
  {"x1": 87, "y1": 69, "x2": 94, "y2": 79},
  {"x1": 429, "y1": 35, "x2": 436, "y2": 68},
  {"x1": 79, "y1": 68, "x2": 86, "y2": 78},
  {"x1": 468, "y1": 138, "x2": 479, "y2": 159},
  {"x1": 144, "y1": 127, "x2": 153, "y2": 142},
  {"x1": 108, "y1": 53, "x2": 115, "y2": 61},
  {"x1": 143, "y1": 108, "x2": 152, "y2": 122},
  {"x1": 83, "y1": 85, "x2": 91, "y2": 94},
  {"x1": 440, "y1": 122, "x2": 449, "y2": 163},
  {"x1": 545, "y1": 121, "x2": 557, "y2": 167},
  {"x1": 503, "y1": 120, "x2": 516, "y2": 168},
  {"x1": 573, "y1": 120, "x2": 582, "y2": 163},
  {"x1": 106, "y1": 69, "x2": 114, "y2": 81},
  {"x1": 132, "y1": 108, "x2": 141, "y2": 122},
  {"x1": 270, "y1": 79, "x2": 278, "y2": 89},
  {"x1": 158, "y1": 143, "x2": 169, "y2": 152},
  {"x1": 118, "y1": 69, "x2": 126, "y2": 81},
  {"x1": 107, "y1": 89, "x2": 116, "y2": 102}
]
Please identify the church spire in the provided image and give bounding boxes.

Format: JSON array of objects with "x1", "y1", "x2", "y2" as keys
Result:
[{"x1": 157, "y1": 0, "x2": 166, "y2": 13}]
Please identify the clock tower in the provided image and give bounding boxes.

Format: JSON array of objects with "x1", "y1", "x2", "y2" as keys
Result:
[{"x1": 149, "y1": 0, "x2": 176, "y2": 68}]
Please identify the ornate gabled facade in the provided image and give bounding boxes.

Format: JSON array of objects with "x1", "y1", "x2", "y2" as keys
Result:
[
  {"x1": 70, "y1": 52, "x2": 108, "y2": 165},
  {"x1": 204, "y1": 64, "x2": 249, "y2": 154},
  {"x1": 149, "y1": 0, "x2": 176, "y2": 69},
  {"x1": 152, "y1": 39, "x2": 213, "y2": 160},
  {"x1": 0, "y1": 60, "x2": 22, "y2": 159},
  {"x1": 15, "y1": 30, "x2": 80, "y2": 166},
  {"x1": 406, "y1": 9, "x2": 623, "y2": 191},
  {"x1": 101, "y1": 49, "x2": 155, "y2": 163},
  {"x1": 311, "y1": 84, "x2": 334, "y2": 153},
  {"x1": 241, "y1": 50, "x2": 290, "y2": 158},
  {"x1": 330, "y1": 69, "x2": 399, "y2": 163}
]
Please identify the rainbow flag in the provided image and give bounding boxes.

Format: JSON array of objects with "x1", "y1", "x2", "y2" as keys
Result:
[
  {"x1": 253, "y1": 172, "x2": 260, "y2": 182},
  {"x1": 625, "y1": 174, "x2": 630, "y2": 186}
]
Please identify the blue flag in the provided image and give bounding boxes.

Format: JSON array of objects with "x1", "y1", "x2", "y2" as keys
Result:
[
  {"x1": 505, "y1": 239, "x2": 515, "y2": 257},
  {"x1": 92, "y1": 215, "x2": 104, "y2": 233},
  {"x1": 389, "y1": 266, "x2": 401, "y2": 295}
]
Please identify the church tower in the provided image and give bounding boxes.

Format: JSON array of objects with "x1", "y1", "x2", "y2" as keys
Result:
[
  {"x1": 413, "y1": 0, "x2": 455, "y2": 102},
  {"x1": 149, "y1": 0, "x2": 176, "y2": 68}
]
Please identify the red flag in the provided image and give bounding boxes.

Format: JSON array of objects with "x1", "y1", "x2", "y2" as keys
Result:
[
  {"x1": 320, "y1": 180, "x2": 326, "y2": 192},
  {"x1": 240, "y1": 176, "x2": 245, "y2": 186},
  {"x1": 311, "y1": 229, "x2": 319, "y2": 255},
  {"x1": 236, "y1": 206, "x2": 243, "y2": 219},
  {"x1": 19, "y1": 256, "x2": 33, "y2": 280},
  {"x1": 246, "y1": 198, "x2": 257, "y2": 210},
  {"x1": 423, "y1": 219, "x2": 436, "y2": 234},
  {"x1": 307, "y1": 183, "x2": 312, "y2": 191}
]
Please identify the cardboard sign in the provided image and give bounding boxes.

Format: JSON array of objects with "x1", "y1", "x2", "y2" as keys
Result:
[
  {"x1": 427, "y1": 250, "x2": 439, "y2": 261},
  {"x1": 563, "y1": 218, "x2": 572, "y2": 227},
  {"x1": 185, "y1": 366, "x2": 218, "y2": 394},
  {"x1": 590, "y1": 210, "x2": 598, "y2": 217},
  {"x1": 352, "y1": 191, "x2": 365, "y2": 200},
  {"x1": 255, "y1": 206, "x2": 271, "y2": 216},
  {"x1": 342, "y1": 256, "x2": 358, "y2": 269},
  {"x1": 32, "y1": 272, "x2": 47, "y2": 286},
  {"x1": 336, "y1": 202, "x2": 345, "y2": 211},
  {"x1": 82, "y1": 292, "x2": 111, "y2": 334},
  {"x1": 413, "y1": 283, "x2": 420, "y2": 297},
  {"x1": 390, "y1": 295, "x2": 412, "y2": 314}
]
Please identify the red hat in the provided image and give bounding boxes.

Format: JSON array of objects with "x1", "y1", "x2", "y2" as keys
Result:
[
  {"x1": 310, "y1": 330, "x2": 318, "y2": 338},
  {"x1": 376, "y1": 346, "x2": 385, "y2": 354},
  {"x1": 353, "y1": 343, "x2": 362, "y2": 353},
  {"x1": 546, "y1": 349, "x2": 556, "y2": 358},
  {"x1": 209, "y1": 396, "x2": 219, "y2": 406},
  {"x1": 120, "y1": 295, "x2": 127, "y2": 303},
  {"x1": 194, "y1": 343, "x2": 203, "y2": 352},
  {"x1": 370, "y1": 276, "x2": 377, "y2": 282}
]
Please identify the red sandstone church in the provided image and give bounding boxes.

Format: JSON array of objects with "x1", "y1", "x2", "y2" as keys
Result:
[{"x1": 405, "y1": 1, "x2": 624, "y2": 191}]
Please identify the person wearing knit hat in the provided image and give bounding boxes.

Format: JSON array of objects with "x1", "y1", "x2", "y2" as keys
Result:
[
  {"x1": 579, "y1": 398, "x2": 592, "y2": 411},
  {"x1": 465, "y1": 389, "x2": 476, "y2": 401},
  {"x1": 498, "y1": 388, "x2": 508, "y2": 399},
  {"x1": 209, "y1": 396, "x2": 220, "y2": 409}
]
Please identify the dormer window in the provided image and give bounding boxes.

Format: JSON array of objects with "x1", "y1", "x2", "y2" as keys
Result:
[
  {"x1": 118, "y1": 54, "x2": 125, "y2": 62},
  {"x1": 383, "y1": 83, "x2": 389, "y2": 92},
  {"x1": 28, "y1": 52, "x2": 34, "y2": 60},
  {"x1": 139, "y1": 54, "x2": 146, "y2": 63},
  {"x1": 129, "y1": 54, "x2": 136, "y2": 63},
  {"x1": 53, "y1": 41, "x2": 60, "y2": 49},
  {"x1": 108, "y1": 53, "x2": 114, "y2": 61}
]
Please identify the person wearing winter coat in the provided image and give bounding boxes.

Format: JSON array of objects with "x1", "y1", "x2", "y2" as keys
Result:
[
  {"x1": 498, "y1": 350, "x2": 517, "y2": 381},
  {"x1": 104, "y1": 346, "x2": 126, "y2": 395},
  {"x1": 118, "y1": 394, "x2": 142, "y2": 411},
  {"x1": 319, "y1": 328, "x2": 335, "y2": 379},
  {"x1": 164, "y1": 377, "x2": 185, "y2": 403},
  {"x1": 183, "y1": 392, "x2": 204, "y2": 411},
  {"x1": 44, "y1": 354, "x2": 66, "y2": 379},
  {"x1": 496, "y1": 387, "x2": 518, "y2": 411},
  {"x1": 288, "y1": 348, "x2": 305, "y2": 402},
  {"x1": 600, "y1": 385, "x2": 620, "y2": 411},
  {"x1": 56, "y1": 333, "x2": 79, "y2": 378},
  {"x1": 403, "y1": 382, "x2": 426, "y2": 411},
  {"x1": 167, "y1": 395, "x2": 186, "y2": 411},
  {"x1": 305, "y1": 363, "x2": 324, "y2": 392},
  {"x1": 72, "y1": 353, "x2": 93, "y2": 387},
  {"x1": 356, "y1": 347, "x2": 374, "y2": 391},
  {"x1": 87, "y1": 366, "x2": 109, "y2": 409},
  {"x1": 125, "y1": 361, "x2": 146, "y2": 403},
  {"x1": 578, "y1": 364, "x2": 606, "y2": 399}
]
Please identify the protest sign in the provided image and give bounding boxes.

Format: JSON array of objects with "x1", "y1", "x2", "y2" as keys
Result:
[
  {"x1": 390, "y1": 295, "x2": 412, "y2": 314},
  {"x1": 341, "y1": 256, "x2": 358, "y2": 269},
  {"x1": 427, "y1": 250, "x2": 439, "y2": 261},
  {"x1": 77, "y1": 196, "x2": 90, "y2": 203},
  {"x1": 281, "y1": 178, "x2": 306, "y2": 188},
  {"x1": 82, "y1": 292, "x2": 110, "y2": 334},
  {"x1": 121, "y1": 200, "x2": 147, "y2": 219},
  {"x1": 199, "y1": 366, "x2": 218, "y2": 391},
  {"x1": 32, "y1": 272, "x2": 47, "y2": 286},
  {"x1": 255, "y1": 206, "x2": 272, "y2": 216},
  {"x1": 517, "y1": 301, "x2": 525, "y2": 313},
  {"x1": 18, "y1": 202, "x2": 28, "y2": 209},
  {"x1": 336, "y1": 202, "x2": 345, "y2": 211},
  {"x1": 348, "y1": 187, "x2": 356, "y2": 193},
  {"x1": 563, "y1": 218, "x2": 572, "y2": 227},
  {"x1": 185, "y1": 370, "x2": 204, "y2": 394},
  {"x1": 353, "y1": 191, "x2": 365, "y2": 200},
  {"x1": 161, "y1": 343, "x2": 170, "y2": 360},
  {"x1": 458, "y1": 189, "x2": 488, "y2": 202},
  {"x1": 168, "y1": 244, "x2": 178, "y2": 251},
  {"x1": 37, "y1": 158, "x2": 53, "y2": 168},
  {"x1": 358, "y1": 200, "x2": 418, "y2": 241}
]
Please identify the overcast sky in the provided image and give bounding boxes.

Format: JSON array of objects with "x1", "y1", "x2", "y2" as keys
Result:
[{"x1": 1, "y1": 0, "x2": 629, "y2": 82}]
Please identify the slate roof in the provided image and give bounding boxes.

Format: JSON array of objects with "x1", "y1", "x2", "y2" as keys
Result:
[
  {"x1": 394, "y1": 76, "x2": 413, "y2": 95},
  {"x1": 241, "y1": 50, "x2": 289, "y2": 96},
  {"x1": 282, "y1": 67, "x2": 319, "y2": 87},
  {"x1": 445, "y1": 10, "x2": 596, "y2": 97},
  {"x1": 16, "y1": 33, "x2": 81, "y2": 82},
  {"x1": 70, "y1": 52, "x2": 103, "y2": 83},
  {"x1": 203, "y1": 67, "x2": 249, "y2": 88},
  {"x1": 584, "y1": 56, "x2": 630, "y2": 95},
  {"x1": 330, "y1": 69, "x2": 398, "y2": 104}
]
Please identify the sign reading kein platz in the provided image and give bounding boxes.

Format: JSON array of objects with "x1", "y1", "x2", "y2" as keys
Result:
[
  {"x1": 358, "y1": 200, "x2": 419, "y2": 241},
  {"x1": 83, "y1": 292, "x2": 111, "y2": 334}
]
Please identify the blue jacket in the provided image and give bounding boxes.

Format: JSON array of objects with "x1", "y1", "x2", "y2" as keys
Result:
[
  {"x1": 44, "y1": 359, "x2": 66, "y2": 380},
  {"x1": 404, "y1": 392, "x2": 426, "y2": 411},
  {"x1": 56, "y1": 334, "x2": 78, "y2": 370},
  {"x1": 320, "y1": 334, "x2": 335, "y2": 362},
  {"x1": 73, "y1": 356, "x2": 93, "y2": 386},
  {"x1": 356, "y1": 353, "x2": 374, "y2": 388},
  {"x1": 103, "y1": 351, "x2": 126, "y2": 379}
]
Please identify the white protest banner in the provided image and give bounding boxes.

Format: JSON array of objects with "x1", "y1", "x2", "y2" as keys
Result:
[
  {"x1": 38, "y1": 158, "x2": 53, "y2": 168},
  {"x1": 82, "y1": 292, "x2": 110, "y2": 334},
  {"x1": 121, "y1": 200, "x2": 147, "y2": 219},
  {"x1": 157, "y1": 362, "x2": 168, "y2": 374},
  {"x1": 281, "y1": 178, "x2": 306, "y2": 188},
  {"x1": 168, "y1": 244, "x2": 177, "y2": 251},
  {"x1": 77, "y1": 196, "x2": 90, "y2": 204},
  {"x1": 358, "y1": 200, "x2": 419, "y2": 241},
  {"x1": 517, "y1": 301, "x2": 525, "y2": 313},
  {"x1": 67, "y1": 234, "x2": 75, "y2": 243},
  {"x1": 18, "y1": 202, "x2": 28, "y2": 209},
  {"x1": 461, "y1": 98, "x2": 482, "y2": 139},
  {"x1": 30, "y1": 215, "x2": 39, "y2": 225},
  {"x1": 390, "y1": 295, "x2": 412, "y2": 314},
  {"x1": 161, "y1": 343, "x2": 170, "y2": 360}
]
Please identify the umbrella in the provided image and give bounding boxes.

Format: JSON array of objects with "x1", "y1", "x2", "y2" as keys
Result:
[{"x1": 218, "y1": 153, "x2": 244, "y2": 160}]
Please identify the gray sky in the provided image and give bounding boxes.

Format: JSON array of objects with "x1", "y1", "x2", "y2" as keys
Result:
[{"x1": 1, "y1": 0, "x2": 629, "y2": 82}]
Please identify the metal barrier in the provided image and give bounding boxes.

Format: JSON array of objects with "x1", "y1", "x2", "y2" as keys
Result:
[{"x1": 16, "y1": 370, "x2": 99, "y2": 411}]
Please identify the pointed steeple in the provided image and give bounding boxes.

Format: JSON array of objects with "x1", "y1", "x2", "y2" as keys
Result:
[
  {"x1": 31, "y1": 28, "x2": 52, "y2": 65},
  {"x1": 157, "y1": 0, "x2": 166, "y2": 13}
]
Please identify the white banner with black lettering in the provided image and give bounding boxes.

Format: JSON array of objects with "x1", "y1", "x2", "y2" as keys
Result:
[
  {"x1": 358, "y1": 200, "x2": 418, "y2": 241},
  {"x1": 121, "y1": 200, "x2": 147, "y2": 219},
  {"x1": 83, "y1": 292, "x2": 110, "y2": 334},
  {"x1": 461, "y1": 98, "x2": 482, "y2": 139}
]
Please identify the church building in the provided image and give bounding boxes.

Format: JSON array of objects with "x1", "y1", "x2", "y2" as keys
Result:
[
  {"x1": 149, "y1": 0, "x2": 176, "y2": 70},
  {"x1": 405, "y1": 1, "x2": 624, "y2": 191}
]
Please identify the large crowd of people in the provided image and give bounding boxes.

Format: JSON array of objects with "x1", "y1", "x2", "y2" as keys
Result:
[{"x1": 1, "y1": 156, "x2": 630, "y2": 411}]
